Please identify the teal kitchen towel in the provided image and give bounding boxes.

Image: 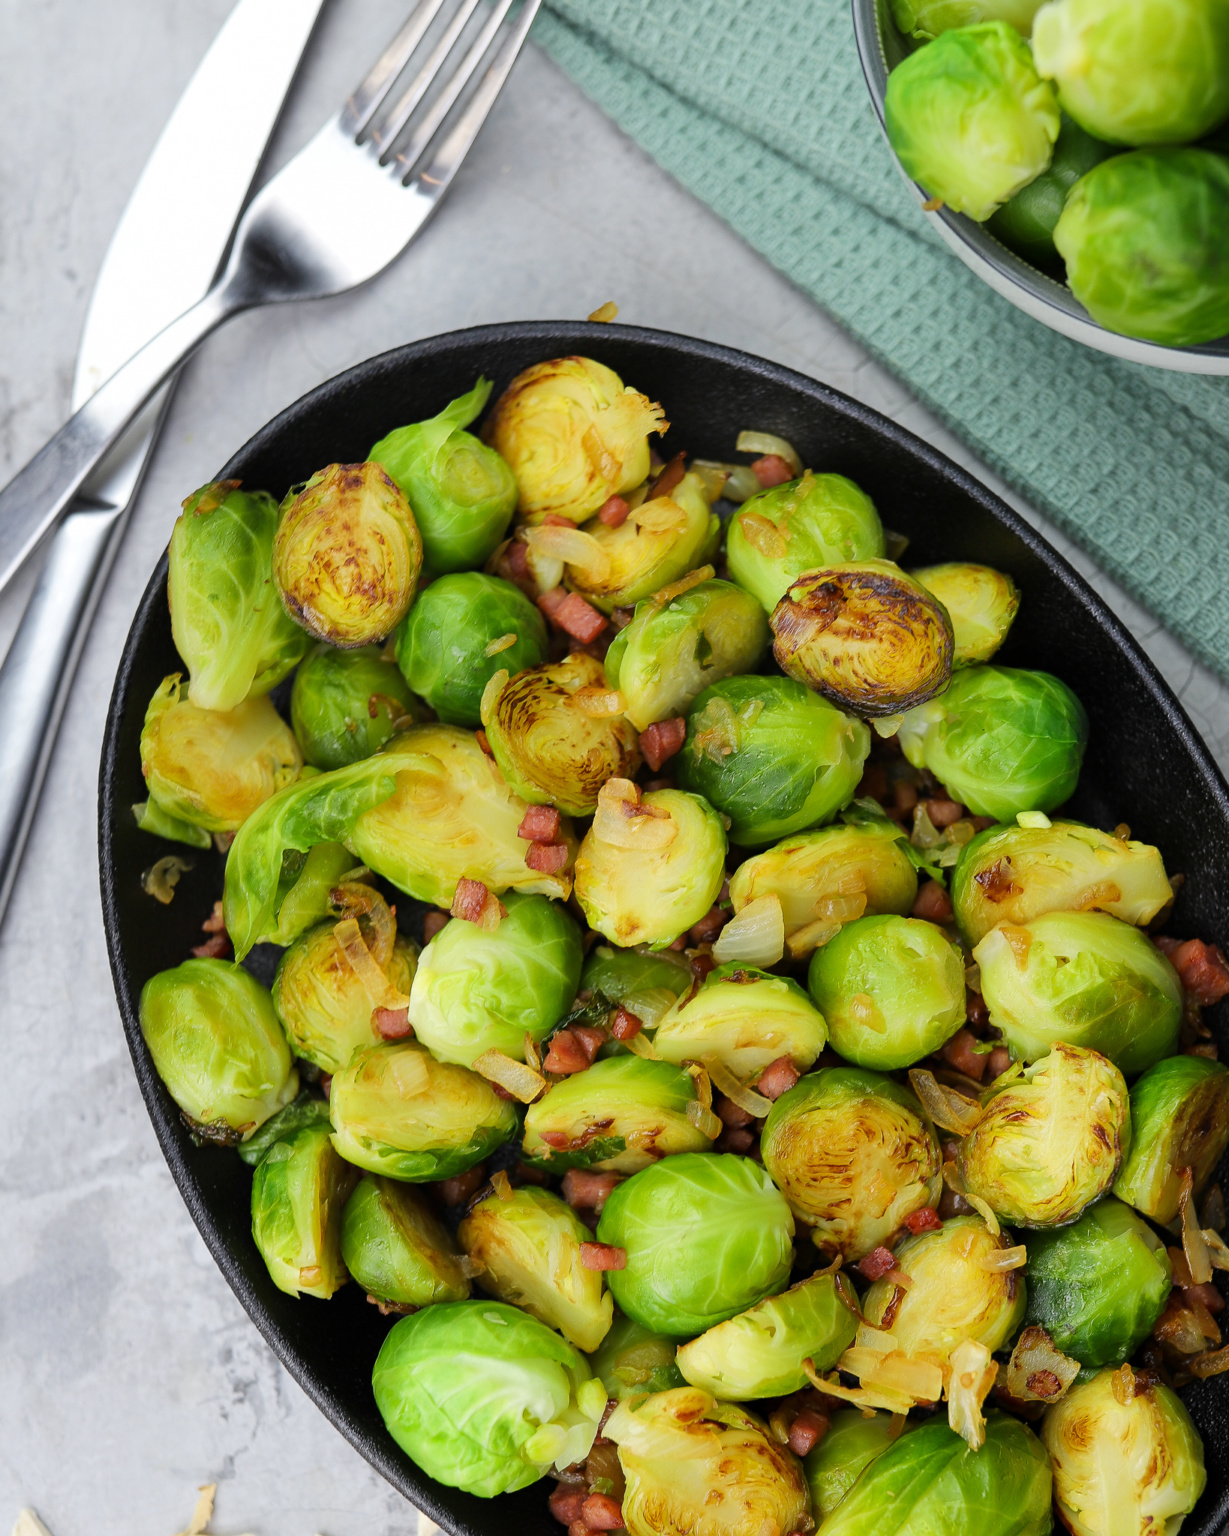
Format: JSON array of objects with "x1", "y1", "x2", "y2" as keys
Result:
[{"x1": 535, "y1": 1, "x2": 1229, "y2": 681}]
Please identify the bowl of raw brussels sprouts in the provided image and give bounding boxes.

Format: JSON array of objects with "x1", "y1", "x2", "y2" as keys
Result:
[
  {"x1": 99, "y1": 320, "x2": 1229, "y2": 1536},
  {"x1": 851, "y1": 0, "x2": 1229, "y2": 370}
]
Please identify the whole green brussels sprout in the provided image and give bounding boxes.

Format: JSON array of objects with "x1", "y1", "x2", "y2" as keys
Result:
[
  {"x1": 1114, "y1": 1054, "x2": 1229, "y2": 1221},
  {"x1": 675, "y1": 676, "x2": 870, "y2": 847},
  {"x1": 580, "y1": 945, "x2": 692, "y2": 1032},
  {"x1": 586, "y1": 1314, "x2": 685, "y2": 1401},
  {"x1": 289, "y1": 643, "x2": 420, "y2": 770},
  {"x1": 168, "y1": 481, "x2": 311, "y2": 712},
  {"x1": 339, "y1": 1175, "x2": 470, "y2": 1307},
  {"x1": 392, "y1": 571, "x2": 546, "y2": 727},
  {"x1": 1032, "y1": 0, "x2": 1229, "y2": 145},
  {"x1": 988, "y1": 114, "x2": 1116, "y2": 263},
  {"x1": 958, "y1": 1042, "x2": 1131, "y2": 1226},
  {"x1": 804, "y1": 1410, "x2": 909, "y2": 1520},
  {"x1": 372, "y1": 1300, "x2": 607, "y2": 1495},
  {"x1": 368, "y1": 376, "x2": 517, "y2": 575},
  {"x1": 973, "y1": 910, "x2": 1182, "y2": 1073},
  {"x1": 910, "y1": 563, "x2": 1020, "y2": 667},
  {"x1": 1043, "y1": 1368, "x2": 1206, "y2": 1536},
  {"x1": 652, "y1": 963, "x2": 828, "y2": 1080},
  {"x1": 1054, "y1": 149, "x2": 1229, "y2": 347},
  {"x1": 726, "y1": 471, "x2": 885, "y2": 613},
  {"x1": 139, "y1": 959, "x2": 297, "y2": 1140},
  {"x1": 329, "y1": 1042, "x2": 517, "y2": 1181},
  {"x1": 760, "y1": 1068, "x2": 942, "y2": 1259},
  {"x1": 250, "y1": 1119, "x2": 357, "y2": 1299},
  {"x1": 1023, "y1": 1196, "x2": 1172, "y2": 1367},
  {"x1": 885, "y1": 23, "x2": 1060, "y2": 221},
  {"x1": 807, "y1": 914, "x2": 966, "y2": 1071},
  {"x1": 898, "y1": 665, "x2": 1088, "y2": 821},
  {"x1": 596, "y1": 1153, "x2": 795, "y2": 1337}
]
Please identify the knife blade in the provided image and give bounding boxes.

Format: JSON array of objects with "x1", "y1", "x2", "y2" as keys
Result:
[{"x1": 0, "y1": 0, "x2": 330, "y2": 926}]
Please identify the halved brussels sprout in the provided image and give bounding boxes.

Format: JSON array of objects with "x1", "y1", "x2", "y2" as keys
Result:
[
  {"x1": 372, "y1": 1300, "x2": 605, "y2": 1495},
  {"x1": 393, "y1": 571, "x2": 547, "y2": 728},
  {"x1": 987, "y1": 113, "x2": 1115, "y2": 263},
  {"x1": 139, "y1": 959, "x2": 297, "y2": 1140},
  {"x1": 586, "y1": 1314, "x2": 685, "y2": 1401},
  {"x1": 272, "y1": 462, "x2": 423, "y2": 647},
  {"x1": 958, "y1": 1042, "x2": 1130, "y2": 1227},
  {"x1": 140, "y1": 674, "x2": 301, "y2": 833},
  {"x1": 1024, "y1": 1196, "x2": 1172, "y2": 1367},
  {"x1": 168, "y1": 481, "x2": 311, "y2": 712},
  {"x1": 329, "y1": 1042, "x2": 517, "y2": 1181},
  {"x1": 910, "y1": 564, "x2": 1020, "y2": 667},
  {"x1": 951, "y1": 819, "x2": 1173, "y2": 947},
  {"x1": 804, "y1": 1410, "x2": 908, "y2": 1520},
  {"x1": 898, "y1": 665, "x2": 1088, "y2": 821},
  {"x1": 522, "y1": 1054, "x2": 716, "y2": 1173},
  {"x1": 807, "y1": 914, "x2": 966, "y2": 1072},
  {"x1": 890, "y1": 0, "x2": 1045, "y2": 37},
  {"x1": 604, "y1": 579, "x2": 769, "y2": 731},
  {"x1": 480, "y1": 654, "x2": 640, "y2": 815},
  {"x1": 487, "y1": 356, "x2": 666, "y2": 524},
  {"x1": 653, "y1": 963, "x2": 828, "y2": 1079},
  {"x1": 580, "y1": 945, "x2": 692, "y2": 1032},
  {"x1": 340, "y1": 1174, "x2": 470, "y2": 1307},
  {"x1": 459, "y1": 1184, "x2": 614, "y2": 1352},
  {"x1": 760, "y1": 1068, "x2": 942, "y2": 1259},
  {"x1": 574, "y1": 780, "x2": 727, "y2": 948},
  {"x1": 1113, "y1": 1054, "x2": 1229, "y2": 1222},
  {"x1": 250, "y1": 1119, "x2": 357, "y2": 1298},
  {"x1": 605, "y1": 1387, "x2": 810, "y2": 1536},
  {"x1": 1043, "y1": 1369, "x2": 1206, "y2": 1536},
  {"x1": 289, "y1": 643, "x2": 419, "y2": 770},
  {"x1": 885, "y1": 22, "x2": 1060, "y2": 221},
  {"x1": 676, "y1": 676, "x2": 870, "y2": 847},
  {"x1": 771, "y1": 561, "x2": 954, "y2": 717},
  {"x1": 369, "y1": 376, "x2": 517, "y2": 575},
  {"x1": 973, "y1": 910, "x2": 1182, "y2": 1073},
  {"x1": 597, "y1": 1153, "x2": 795, "y2": 1337}
]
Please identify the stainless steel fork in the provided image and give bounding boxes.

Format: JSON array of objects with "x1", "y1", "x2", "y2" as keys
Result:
[{"x1": 0, "y1": 0, "x2": 541, "y2": 598}]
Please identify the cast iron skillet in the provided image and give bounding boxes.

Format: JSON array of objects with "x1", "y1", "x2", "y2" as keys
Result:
[{"x1": 99, "y1": 321, "x2": 1229, "y2": 1535}]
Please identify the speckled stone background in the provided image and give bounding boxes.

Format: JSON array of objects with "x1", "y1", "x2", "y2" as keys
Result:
[{"x1": 1, "y1": 4, "x2": 1226, "y2": 1536}]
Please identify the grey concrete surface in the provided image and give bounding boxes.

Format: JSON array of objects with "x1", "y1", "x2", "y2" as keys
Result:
[{"x1": 2, "y1": 4, "x2": 1227, "y2": 1536}]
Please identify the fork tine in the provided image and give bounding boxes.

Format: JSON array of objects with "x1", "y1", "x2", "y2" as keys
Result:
[
  {"x1": 343, "y1": 0, "x2": 450, "y2": 138},
  {"x1": 372, "y1": 0, "x2": 486, "y2": 156}
]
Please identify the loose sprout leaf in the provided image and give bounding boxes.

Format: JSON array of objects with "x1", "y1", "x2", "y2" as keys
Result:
[
  {"x1": 909, "y1": 1069, "x2": 984, "y2": 1135},
  {"x1": 473, "y1": 1049, "x2": 547, "y2": 1104},
  {"x1": 736, "y1": 431, "x2": 803, "y2": 476},
  {"x1": 1180, "y1": 1168, "x2": 1214, "y2": 1286},
  {"x1": 711, "y1": 894, "x2": 785, "y2": 966},
  {"x1": 946, "y1": 1339, "x2": 998, "y2": 1450},
  {"x1": 524, "y1": 1135, "x2": 630, "y2": 1174}
]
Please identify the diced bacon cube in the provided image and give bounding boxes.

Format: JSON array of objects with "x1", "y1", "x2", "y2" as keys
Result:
[
  {"x1": 438, "y1": 1163, "x2": 486, "y2": 1206},
  {"x1": 373, "y1": 1006, "x2": 413, "y2": 1040},
  {"x1": 639, "y1": 717, "x2": 686, "y2": 772},
  {"x1": 609, "y1": 1007, "x2": 643, "y2": 1041},
  {"x1": 507, "y1": 540, "x2": 531, "y2": 579},
  {"x1": 581, "y1": 1493, "x2": 625, "y2": 1530},
  {"x1": 649, "y1": 453, "x2": 687, "y2": 501},
  {"x1": 714, "y1": 1094, "x2": 754, "y2": 1129},
  {"x1": 689, "y1": 905, "x2": 729, "y2": 945},
  {"x1": 925, "y1": 798, "x2": 965, "y2": 828},
  {"x1": 912, "y1": 880, "x2": 954, "y2": 922},
  {"x1": 544, "y1": 1028, "x2": 598, "y2": 1075},
  {"x1": 1171, "y1": 939, "x2": 1229, "y2": 1006},
  {"x1": 519, "y1": 804, "x2": 563, "y2": 842},
  {"x1": 751, "y1": 454, "x2": 794, "y2": 488},
  {"x1": 201, "y1": 901, "x2": 226, "y2": 934},
  {"x1": 904, "y1": 1206, "x2": 943, "y2": 1235},
  {"x1": 550, "y1": 1484, "x2": 587, "y2": 1527},
  {"x1": 598, "y1": 496, "x2": 630, "y2": 528},
  {"x1": 562, "y1": 1169, "x2": 623, "y2": 1212},
  {"x1": 787, "y1": 1409, "x2": 829, "y2": 1457},
  {"x1": 580, "y1": 1242, "x2": 627, "y2": 1272},
  {"x1": 423, "y1": 910, "x2": 449, "y2": 942},
  {"x1": 548, "y1": 592, "x2": 609, "y2": 644},
  {"x1": 942, "y1": 1027, "x2": 987, "y2": 1081},
  {"x1": 571, "y1": 1025, "x2": 606, "y2": 1060},
  {"x1": 542, "y1": 513, "x2": 574, "y2": 526},
  {"x1": 858, "y1": 1246, "x2": 898, "y2": 1282},
  {"x1": 191, "y1": 932, "x2": 231, "y2": 959},
  {"x1": 987, "y1": 1046, "x2": 1012, "y2": 1078},
  {"x1": 756, "y1": 1056, "x2": 800, "y2": 1100},
  {"x1": 452, "y1": 878, "x2": 490, "y2": 923},
  {"x1": 527, "y1": 841, "x2": 571, "y2": 874}
]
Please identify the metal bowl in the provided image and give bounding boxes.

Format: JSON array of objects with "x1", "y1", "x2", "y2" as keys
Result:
[
  {"x1": 99, "y1": 320, "x2": 1229, "y2": 1534},
  {"x1": 850, "y1": 0, "x2": 1229, "y2": 374}
]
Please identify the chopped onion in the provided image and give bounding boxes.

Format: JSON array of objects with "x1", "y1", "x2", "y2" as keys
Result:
[
  {"x1": 803, "y1": 1361, "x2": 913, "y2": 1416},
  {"x1": 712, "y1": 894, "x2": 785, "y2": 966},
  {"x1": 491, "y1": 1169, "x2": 514, "y2": 1202},
  {"x1": 472, "y1": 1048, "x2": 547, "y2": 1104},
  {"x1": 624, "y1": 1031, "x2": 661, "y2": 1061},
  {"x1": 736, "y1": 430, "x2": 803, "y2": 477},
  {"x1": 785, "y1": 918, "x2": 843, "y2": 958},
  {"x1": 686, "y1": 1099, "x2": 723, "y2": 1140},
  {"x1": 980, "y1": 1245, "x2": 1027, "y2": 1272},
  {"x1": 620, "y1": 986, "x2": 680, "y2": 1030},
  {"x1": 738, "y1": 512, "x2": 789, "y2": 560},
  {"x1": 1005, "y1": 1327, "x2": 1079, "y2": 1404},
  {"x1": 592, "y1": 779, "x2": 678, "y2": 850},
  {"x1": 335, "y1": 916, "x2": 411, "y2": 1010},
  {"x1": 651, "y1": 564, "x2": 716, "y2": 607},
  {"x1": 574, "y1": 686, "x2": 627, "y2": 718},
  {"x1": 458, "y1": 1254, "x2": 486, "y2": 1280},
  {"x1": 387, "y1": 1048, "x2": 430, "y2": 1100},
  {"x1": 1180, "y1": 1168, "x2": 1214, "y2": 1285},
  {"x1": 1204, "y1": 1228, "x2": 1229, "y2": 1271},
  {"x1": 524, "y1": 1033, "x2": 542, "y2": 1074},
  {"x1": 869, "y1": 1352, "x2": 944, "y2": 1404},
  {"x1": 483, "y1": 632, "x2": 518, "y2": 657},
  {"x1": 908, "y1": 1069, "x2": 984, "y2": 1135},
  {"x1": 519, "y1": 538, "x2": 564, "y2": 593},
  {"x1": 142, "y1": 855, "x2": 193, "y2": 904},
  {"x1": 855, "y1": 1324, "x2": 896, "y2": 1354},
  {"x1": 685, "y1": 1062, "x2": 713, "y2": 1111},
  {"x1": 723, "y1": 465, "x2": 763, "y2": 504},
  {"x1": 523, "y1": 524, "x2": 612, "y2": 584},
  {"x1": 635, "y1": 500, "x2": 689, "y2": 533},
  {"x1": 963, "y1": 1191, "x2": 1001, "y2": 1237},
  {"x1": 702, "y1": 1056, "x2": 773, "y2": 1119},
  {"x1": 689, "y1": 463, "x2": 730, "y2": 504},
  {"x1": 1190, "y1": 1344, "x2": 1229, "y2": 1380},
  {"x1": 947, "y1": 1339, "x2": 997, "y2": 1450}
]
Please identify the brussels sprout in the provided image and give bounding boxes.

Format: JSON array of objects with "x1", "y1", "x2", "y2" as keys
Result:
[
  {"x1": 480, "y1": 654, "x2": 640, "y2": 815},
  {"x1": 139, "y1": 674, "x2": 301, "y2": 833},
  {"x1": 289, "y1": 644, "x2": 419, "y2": 770},
  {"x1": 237, "y1": 1090, "x2": 331, "y2": 1167},
  {"x1": 910, "y1": 563, "x2": 1020, "y2": 667},
  {"x1": 675, "y1": 676, "x2": 870, "y2": 846},
  {"x1": 372, "y1": 1300, "x2": 605, "y2": 1495},
  {"x1": 807, "y1": 915, "x2": 966, "y2": 1072},
  {"x1": 586, "y1": 1314, "x2": 685, "y2": 1400},
  {"x1": 1114, "y1": 1054, "x2": 1229, "y2": 1222},
  {"x1": 1043, "y1": 1369, "x2": 1206, "y2": 1536},
  {"x1": 522, "y1": 1054, "x2": 717, "y2": 1173},
  {"x1": 885, "y1": 23, "x2": 1060, "y2": 222},
  {"x1": 168, "y1": 481, "x2": 311, "y2": 712},
  {"x1": 574, "y1": 780, "x2": 727, "y2": 948},
  {"x1": 392, "y1": 571, "x2": 547, "y2": 727},
  {"x1": 250, "y1": 1119, "x2": 357, "y2": 1299},
  {"x1": 653, "y1": 963, "x2": 828, "y2": 1079},
  {"x1": 760, "y1": 1068, "x2": 942, "y2": 1258},
  {"x1": 1032, "y1": 0, "x2": 1229, "y2": 145},
  {"x1": 597, "y1": 1153, "x2": 794, "y2": 1337},
  {"x1": 329, "y1": 1042, "x2": 517, "y2": 1181},
  {"x1": 1024, "y1": 1196, "x2": 1172, "y2": 1367},
  {"x1": 368, "y1": 376, "x2": 517, "y2": 575},
  {"x1": 898, "y1": 665, "x2": 1088, "y2": 821},
  {"x1": 340, "y1": 1175, "x2": 469, "y2": 1307},
  {"x1": 973, "y1": 910, "x2": 1182, "y2": 1073},
  {"x1": 139, "y1": 959, "x2": 298, "y2": 1139},
  {"x1": 605, "y1": 1387, "x2": 810, "y2": 1536},
  {"x1": 958, "y1": 1042, "x2": 1131, "y2": 1226},
  {"x1": 604, "y1": 579, "x2": 769, "y2": 731},
  {"x1": 771, "y1": 561, "x2": 954, "y2": 717},
  {"x1": 272, "y1": 462, "x2": 423, "y2": 647},
  {"x1": 890, "y1": 0, "x2": 1045, "y2": 37},
  {"x1": 580, "y1": 945, "x2": 692, "y2": 1031},
  {"x1": 487, "y1": 356, "x2": 666, "y2": 524},
  {"x1": 819, "y1": 1411, "x2": 1052, "y2": 1536},
  {"x1": 988, "y1": 114, "x2": 1116, "y2": 263},
  {"x1": 1054, "y1": 149, "x2": 1229, "y2": 348},
  {"x1": 863, "y1": 1215, "x2": 1027, "y2": 1363},
  {"x1": 459, "y1": 1184, "x2": 614, "y2": 1352},
  {"x1": 951, "y1": 819, "x2": 1173, "y2": 947},
  {"x1": 804, "y1": 1410, "x2": 907, "y2": 1520}
]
